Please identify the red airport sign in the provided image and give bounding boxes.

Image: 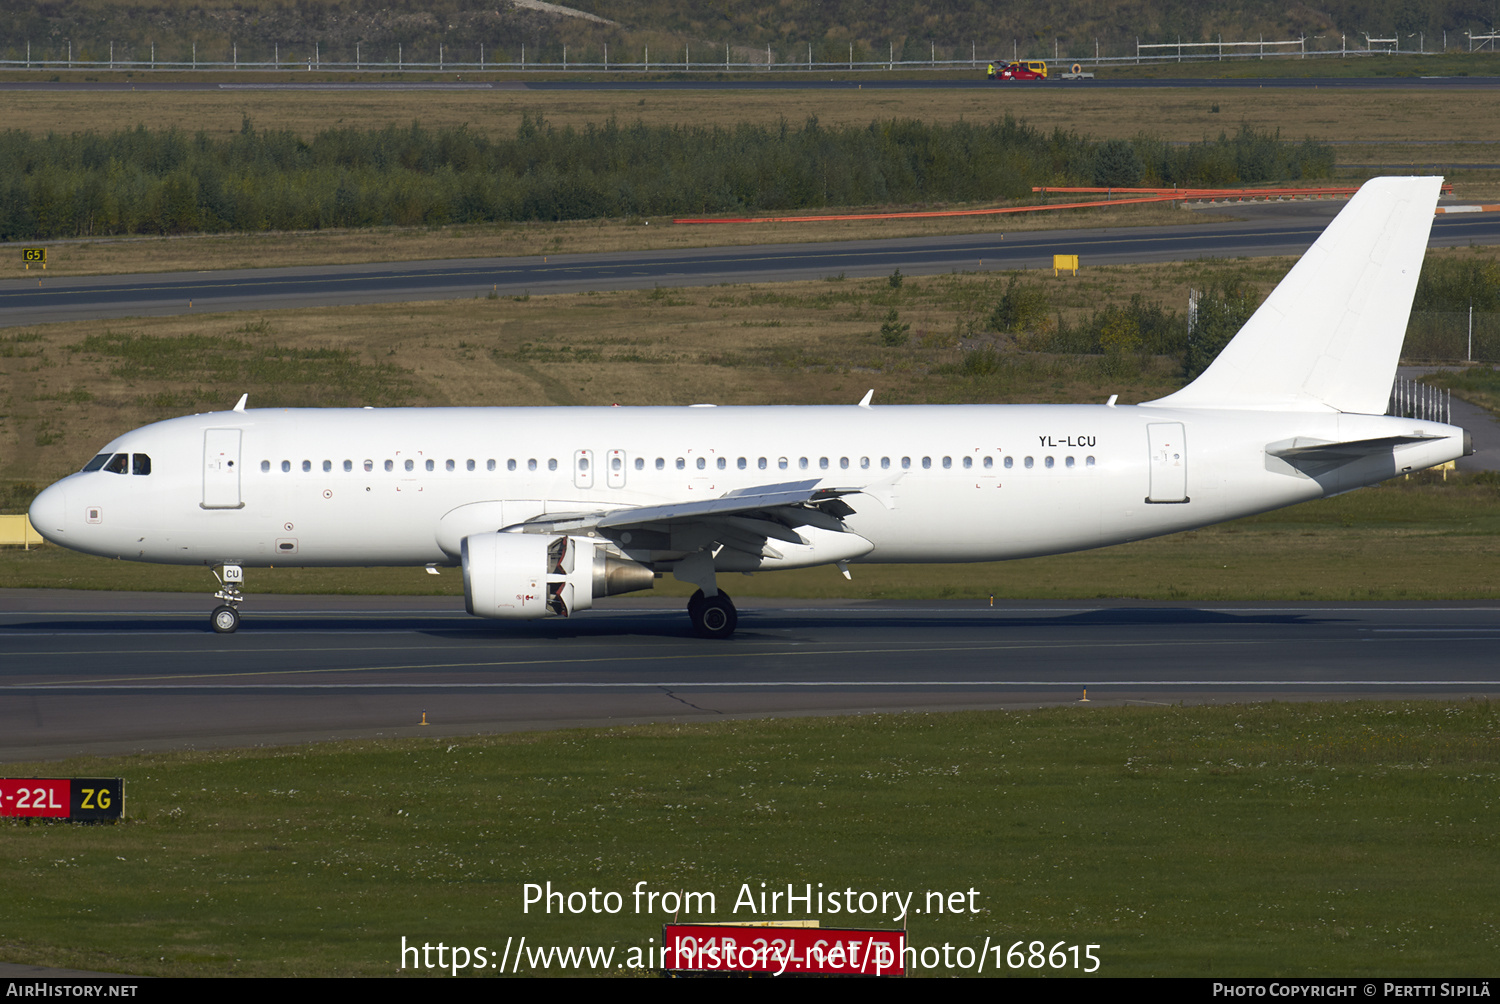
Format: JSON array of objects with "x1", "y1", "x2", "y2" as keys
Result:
[
  {"x1": 0, "y1": 778, "x2": 123, "y2": 821},
  {"x1": 663, "y1": 923, "x2": 904, "y2": 976}
]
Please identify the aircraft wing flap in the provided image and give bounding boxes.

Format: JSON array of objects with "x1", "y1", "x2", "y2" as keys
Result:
[{"x1": 595, "y1": 480, "x2": 858, "y2": 530}]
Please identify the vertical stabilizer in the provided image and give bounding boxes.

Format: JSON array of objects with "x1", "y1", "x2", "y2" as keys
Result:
[{"x1": 1147, "y1": 176, "x2": 1442, "y2": 414}]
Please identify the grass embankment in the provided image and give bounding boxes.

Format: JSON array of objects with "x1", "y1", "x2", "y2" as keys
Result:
[{"x1": 2, "y1": 702, "x2": 1496, "y2": 976}]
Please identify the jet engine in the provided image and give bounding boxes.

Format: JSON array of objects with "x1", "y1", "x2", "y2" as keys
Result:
[{"x1": 461, "y1": 532, "x2": 654, "y2": 619}]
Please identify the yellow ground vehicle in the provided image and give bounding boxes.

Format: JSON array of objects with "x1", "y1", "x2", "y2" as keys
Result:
[{"x1": 993, "y1": 60, "x2": 1048, "y2": 80}]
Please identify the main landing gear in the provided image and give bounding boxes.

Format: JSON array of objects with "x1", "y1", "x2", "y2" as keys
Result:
[
  {"x1": 687, "y1": 589, "x2": 737, "y2": 640},
  {"x1": 210, "y1": 563, "x2": 245, "y2": 634}
]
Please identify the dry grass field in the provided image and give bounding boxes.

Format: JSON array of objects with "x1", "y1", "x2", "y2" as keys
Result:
[
  {"x1": 5, "y1": 84, "x2": 1499, "y2": 146},
  {"x1": 1, "y1": 260, "x2": 1294, "y2": 496}
]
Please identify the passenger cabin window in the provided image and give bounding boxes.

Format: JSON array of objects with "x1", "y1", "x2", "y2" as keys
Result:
[
  {"x1": 1004, "y1": 457, "x2": 1014, "y2": 469},
  {"x1": 717, "y1": 457, "x2": 726, "y2": 470},
  {"x1": 962, "y1": 456, "x2": 971, "y2": 469},
  {"x1": 922, "y1": 457, "x2": 931, "y2": 469},
  {"x1": 323, "y1": 460, "x2": 333, "y2": 473},
  {"x1": 676, "y1": 458, "x2": 685, "y2": 470},
  {"x1": 881, "y1": 457, "x2": 890, "y2": 470},
  {"x1": 983, "y1": 457, "x2": 993, "y2": 469},
  {"x1": 527, "y1": 459, "x2": 537, "y2": 472},
  {"x1": 132, "y1": 454, "x2": 151, "y2": 475},
  {"x1": 364, "y1": 460, "x2": 374, "y2": 472},
  {"x1": 697, "y1": 458, "x2": 707, "y2": 470},
  {"x1": 548, "y1": 459, "x2": 558, "y2": 472},
  {"x1": 467, "y1": 459, "x2": 476, "y2": 472},
  {"x1": 1024, "y1": 457, "x2": 1034, "y2": 469},
  {"x1": 405, "y1": 459, "x2": 415, "y2": 472},
  {"x1": 260, "y1": 460, "x2": 271, "y2": 473},
  {"x1": 302, "y1": 460, "x2": 311, "y2": 473},
  {"x1": 344, "y1": 460, "x2": 353, "y2": 472},
  {"x1": 425, "y1": 459, "x2": 434, "y2": 472},
  {"x1": 901, "y1": 457, "x2": 911, "y2": 469}
]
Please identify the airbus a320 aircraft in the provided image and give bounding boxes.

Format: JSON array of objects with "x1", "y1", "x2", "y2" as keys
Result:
[{"x1": 28, "y1": 177, "x2": 1470, "y2": 639}]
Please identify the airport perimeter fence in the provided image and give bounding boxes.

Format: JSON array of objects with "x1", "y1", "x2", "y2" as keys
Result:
[
  {"x1": 1403, "y1": 311, "x2": 1500, "y2": 363},
  {"x1": 0, "y1": 32, "x2": 1496, "y2": 74}
]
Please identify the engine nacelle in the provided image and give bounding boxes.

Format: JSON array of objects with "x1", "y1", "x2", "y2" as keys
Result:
[{"x1": 461, "y1": 532, "x2": 654, "y2": 620}]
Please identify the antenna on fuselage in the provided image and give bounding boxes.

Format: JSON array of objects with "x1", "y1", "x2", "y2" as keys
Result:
[
  {"x1": 233, "y1": 394, "x2": 248, "y2": 413},
  {"x1": 857, "y1": 389, "x2": 874, "y2": 409}
]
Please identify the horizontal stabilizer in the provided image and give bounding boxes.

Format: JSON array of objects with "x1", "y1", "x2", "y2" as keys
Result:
[
  {"x1": 1148, "y1": 177, "x2": 1443, "y2": 414},
  {"x1": 1266, "y1": 434, "x2": 1444, "y2": 463}
]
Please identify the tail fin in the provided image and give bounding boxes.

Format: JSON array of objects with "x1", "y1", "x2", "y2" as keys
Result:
[{"x1": 1147, "y1": 176, "x2": 1442, "y2": 414}]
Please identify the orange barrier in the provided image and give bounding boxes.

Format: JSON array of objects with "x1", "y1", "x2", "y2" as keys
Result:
[
  {"x1": 673, "y1": 194, "x2": 1186, "y2": 225},
  {"x1": 1435, "y1": 204, "x2": 1500, "y2": 214},
  {"x1": 672, "y1": 184, "x2": 1455, "y2": 225},
  {"x1": 1033, "y1": 185, "x2": 1453, "y2": 198}
]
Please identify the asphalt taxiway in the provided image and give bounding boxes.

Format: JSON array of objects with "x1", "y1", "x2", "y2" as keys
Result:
[
  {"x1": 5, "y1": 208, "x2": 1500, "y2": 327},
  {"x1": 1, "y1": 589, "x2": 1494, "y2": 761}
]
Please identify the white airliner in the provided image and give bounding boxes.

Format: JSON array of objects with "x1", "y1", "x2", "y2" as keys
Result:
[{"x1": 28, "y1": 177, "x2": 1469, "y2": 638}]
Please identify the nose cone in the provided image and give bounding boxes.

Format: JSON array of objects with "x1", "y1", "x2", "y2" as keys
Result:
[{"x1": 28, "y1": 481, "x2": 68, "y2": 544}]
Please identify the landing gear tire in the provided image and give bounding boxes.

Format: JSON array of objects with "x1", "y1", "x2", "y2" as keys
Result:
[
  {"x1": 210, "y1": 604, "x2": 241, "y2": 634},
  {"x1": 688, "y1": 589, "x2": 737, "y2": 640}
]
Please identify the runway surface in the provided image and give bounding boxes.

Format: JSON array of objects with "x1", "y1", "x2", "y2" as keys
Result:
[
  {"x1": 6, "y1": 208, "x2": 1500, "y2": 327},
  {"x1": 2, "y1": 589, "x2": 1495, "y2": 762}
]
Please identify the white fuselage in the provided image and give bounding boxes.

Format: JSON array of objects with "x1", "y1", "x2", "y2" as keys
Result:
[{"x1": 27, "y1": 403, "x2": 1466, "y2": 572}]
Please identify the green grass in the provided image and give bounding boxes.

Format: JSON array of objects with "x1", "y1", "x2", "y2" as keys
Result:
[
  {"x1": 1424, "y1": 366, "x2": 1500, "y2": 417},
  {"x1": 2, "y1": 701, "x2": 1496, "y2": 976},
  {"x1": 75, "y1": 329, "x2": 415, "y2": 409}
]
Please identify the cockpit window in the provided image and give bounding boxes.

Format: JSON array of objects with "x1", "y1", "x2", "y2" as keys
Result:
[
  {"x1": 103, "y1": 453, "x2": 129, "y2": 475},
  {"x1": 132, "y1": 454, "x2": 151, "y2": 475},
  {"x1": 82, "y1": 453, "x2": 112, "y2": 473}
]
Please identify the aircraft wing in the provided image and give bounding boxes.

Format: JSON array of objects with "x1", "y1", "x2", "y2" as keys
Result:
[{"x1": 510, "y1": 480, "x2": 863, "y2": 553}]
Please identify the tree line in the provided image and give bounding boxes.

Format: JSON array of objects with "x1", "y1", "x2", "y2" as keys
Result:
[{"x1": 0, "y1": 117, "x2": 1332, "y2": 240}]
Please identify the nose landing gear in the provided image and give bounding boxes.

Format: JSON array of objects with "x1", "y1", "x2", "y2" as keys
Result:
[{"x1": 210, "y1": 563, "x2": 244, "y2": 633}]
